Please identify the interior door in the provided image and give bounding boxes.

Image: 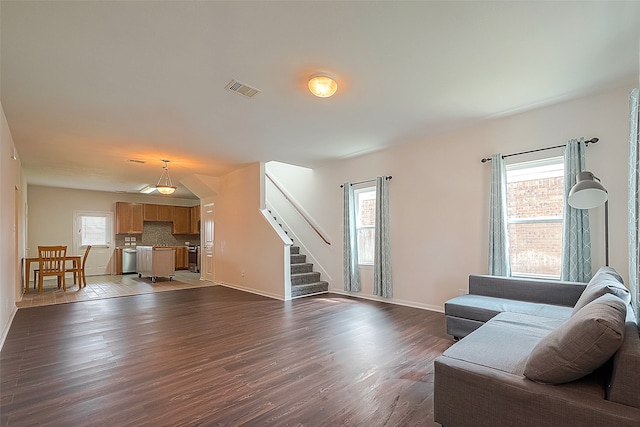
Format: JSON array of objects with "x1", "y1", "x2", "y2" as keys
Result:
[
  {"x1": 74, "y1": 210, "x2": 113, "y2": 276},
  {"x1": 203, "y1": 203, "x2": 214, "y2": 282}
]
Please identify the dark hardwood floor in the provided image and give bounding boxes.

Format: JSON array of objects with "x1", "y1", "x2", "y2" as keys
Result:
[{"x1": 1, "y1": 287, "x2": 453, "y2": 426}]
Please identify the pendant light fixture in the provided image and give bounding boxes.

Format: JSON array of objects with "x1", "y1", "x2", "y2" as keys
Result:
[
  {"x1": 156, "y1": 160, "x2": 176, "y2": 195},
  {"x1": 308, "y1": 73, "x2": 338, "y2": 98}
]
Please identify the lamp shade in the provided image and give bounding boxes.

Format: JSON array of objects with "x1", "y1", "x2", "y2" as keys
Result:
[
  {"x1": 155, "y1": 160, "x2": 177, "y2": 195},
  {"x1": 156, "y1": 185, "x2": 176, "y2": 195},
  {"x1": 308, "y1": 74, "x2": 337, "y2": 97},
  {"x1": 568, "y1": 171, "x2": 608, "y2": 209}
]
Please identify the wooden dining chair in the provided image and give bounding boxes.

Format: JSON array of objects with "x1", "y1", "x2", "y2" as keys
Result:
[
  {"x1": 66, "y1": 245, "x2": 92, "y2": 289},
  {"x1": 34, "y1": 245, "x2": 67, "y2": 293}
]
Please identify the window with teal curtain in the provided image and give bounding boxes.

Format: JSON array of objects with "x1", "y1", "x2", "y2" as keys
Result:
[
  {"x1": 561, "y1": 138, "x2": 591, "y2": 283},
  {"x1": 488, "y1": 154, "x2": 511, "y2": 276},
  {"x1": 373, "y1": 176, "x2": 392, "y2": 298},
  {"x1": 343, "y1": 183, "x2": 360, "y2": 292},
  {"x1": 628, "y1": 88, "x2": 639, "y2": 322}
]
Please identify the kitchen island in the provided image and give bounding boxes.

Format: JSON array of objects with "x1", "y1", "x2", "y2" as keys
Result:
[{"x1": 136, "y1": 246, "x2": 176, "y2": 282}]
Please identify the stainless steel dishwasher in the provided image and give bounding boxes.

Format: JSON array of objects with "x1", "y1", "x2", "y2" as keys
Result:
[{"x1": 122, "y1": 248, "x2": 137, "y2": 274}]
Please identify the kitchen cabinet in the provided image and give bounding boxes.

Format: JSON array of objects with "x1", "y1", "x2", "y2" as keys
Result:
[
  {"x1": 175, "y1": 247, "x2": 189, "y2": 270},
  {"x1": 190, "y1": 205, "x2": 200, "y2": 234},
  {"x1": 172, "y1": 206, "x2": 191, "y2": 234},
  {"x1": 143, "y1": 204, "x2": 173, "y2": 222},
  {"x1": 114, "y1": 248, "x2": 123, "y2": 274},
  {"x1": 116, "y1": 202, "x2": 143, "y2": 234}
]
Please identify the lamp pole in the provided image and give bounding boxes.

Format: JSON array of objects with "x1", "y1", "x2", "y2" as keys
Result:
[{"x1": 604, "y1": 200, "x2": 609, "y2": 266}]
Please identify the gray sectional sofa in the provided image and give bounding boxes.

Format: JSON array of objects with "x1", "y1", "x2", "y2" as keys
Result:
[{"x1": 434, "y1": 267, "x2": 640, "y2": 427}]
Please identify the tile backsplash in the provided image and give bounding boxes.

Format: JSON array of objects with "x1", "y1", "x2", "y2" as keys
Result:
[{"x1": 116, "y1": 222, "x2": 200, "y2": 248}]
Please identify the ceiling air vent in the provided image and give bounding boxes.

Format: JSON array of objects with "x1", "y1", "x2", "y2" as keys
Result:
[{"x1": 225, "y1": 79, "x2": 260, "y2": 99}]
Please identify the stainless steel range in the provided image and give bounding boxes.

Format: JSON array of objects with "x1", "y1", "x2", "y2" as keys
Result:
[{"x1": 188, "y1": 245, "x2": 199, "y2": 273}]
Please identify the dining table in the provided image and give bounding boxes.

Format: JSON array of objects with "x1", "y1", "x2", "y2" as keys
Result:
[{"x1": 23, "y1": 255, "x2": 82, "y2": 294}]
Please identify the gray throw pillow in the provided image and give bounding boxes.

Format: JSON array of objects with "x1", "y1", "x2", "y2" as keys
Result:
[
  {"x1": 593, "y1": 266, "x2": 624, "y2": 284},
  {"x1": 572, "y1": 270, "x2": 630, "y2": 315},
  {"x1": 524, "y1": 294, "x2": 626, "y2": 384}
]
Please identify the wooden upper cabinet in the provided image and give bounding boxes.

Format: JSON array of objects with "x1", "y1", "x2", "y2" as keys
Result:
[
  {"x1": 116, "y1": 202, "x2": 143, "y2": 234},
  {"x1": 172, "y1": 206, "x2": 191, "y2": 234},
  {"x1": 121, "y1": 202, "x2": 199, "y2": 235},
  {"x1": 144, "y1": 204, "x2": 173, "y2": 222},
  {"x1": 131, "y1": 204, "x2": 143, "y2": 232},
  {"x1": 190, "y1": 205, "x2": 200, "y2": 234},
  {"x1": 158, "y1": 205, "x2": 173, "y2": 221}
]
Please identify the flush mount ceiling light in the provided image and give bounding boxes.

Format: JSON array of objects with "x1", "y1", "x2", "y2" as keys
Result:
[
  {"x1": 308, "y1": 74, "x2": 338, "y2": 98},
  {"x1": 156, "y1": 160, "x2": 176, "y2": 195},
  {"x1": 139, "y1": 185, "x2": 156, "y2": 194}
]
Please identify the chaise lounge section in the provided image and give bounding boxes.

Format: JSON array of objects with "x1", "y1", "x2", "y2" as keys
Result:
[{"x1": 434, "y1": 267, "x2": 640, "y2": 426}]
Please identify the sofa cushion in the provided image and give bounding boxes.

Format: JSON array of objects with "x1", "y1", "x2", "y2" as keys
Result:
[
  {"x1": 572, "y1": 268, "x2": 630, "y2": 315},
  {"x1": 607, "y1": 305, "x2": 640, "y2": 409},
  {"x1": 443, "y1": 312, "x2": 565, "y2": 375},
  {"x1": 524, "y1": 294, "x2": 627, "y2": 384},
  {"x1": 592, "y1": 265, "x2": 625, "y2": 284},
  {"x1": 446, "y1": 294, "x2": 572, "y2": 323}
]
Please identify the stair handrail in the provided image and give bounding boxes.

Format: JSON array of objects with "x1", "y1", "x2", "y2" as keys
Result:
[{"x1": 266, "y1": 173, "x2": 331, "y2": 246}]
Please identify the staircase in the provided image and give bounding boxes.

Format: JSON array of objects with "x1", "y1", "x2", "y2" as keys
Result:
[
  {"x1": 269, "y1": 210, "x2": 328, "y2": 298},
  {"x1": 290, "y1": 245, "x2": 328, "y2": 298}
]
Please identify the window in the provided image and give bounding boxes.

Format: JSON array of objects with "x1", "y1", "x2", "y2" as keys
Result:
[
  {"x1": 79, "y1": 215, "x2": 108, "y2": 246},
  {"x1": 355, "y1": 187, "x2": 376, "y2": 265},
  {"x1": 506, "y1": 157, "x2": 564, "y2": 279}
]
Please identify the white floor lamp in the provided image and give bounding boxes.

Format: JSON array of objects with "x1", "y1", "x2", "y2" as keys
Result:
[{"x1": 568, "y1": 171, "x2": 609, "y2": 266}]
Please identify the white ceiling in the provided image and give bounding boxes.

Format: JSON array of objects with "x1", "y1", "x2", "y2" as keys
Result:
[{"x1": 2, "y1": 1, "x2": 639, "y2": 199}]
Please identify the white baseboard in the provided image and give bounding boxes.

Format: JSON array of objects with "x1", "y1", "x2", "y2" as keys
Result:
[
  {"x1": 0, "y1": 305, "x2": 18, "y2": 351},
  {"x1": 215, "y1": 281, "x2": 285, "y2": 301},
  {"x1": 290, "y1": 290, "x2": 328, "y2": 300},
  {"x1": 216, "y1": 282, "x2": 443, "y2": 311},
  {"x1": 329, "y1": 289, "x2": 444, "y2": 313}
]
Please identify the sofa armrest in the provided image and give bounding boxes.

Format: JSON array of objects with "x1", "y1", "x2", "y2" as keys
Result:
[
  {"x1": 468, "y1": 275, "x2": 586, "y2": 307},
  {"x1": 434, "y1": 356, "x2": 640, "y2": 427}
]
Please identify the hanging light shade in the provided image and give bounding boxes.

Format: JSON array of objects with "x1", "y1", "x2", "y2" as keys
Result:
[
  {"x1": 156, "y1": 160, "x2": 176, "y2": 195},
  {"x1": 308, "y1": 74, "x2": 338, "y2": 98}
]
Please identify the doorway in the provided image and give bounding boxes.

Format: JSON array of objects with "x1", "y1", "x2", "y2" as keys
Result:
[
  {"x1": 15, "y1": 186, "x2": 21, "y2": 295},
  {"x1": 203, "y1": 203, "x2": 214, "y2": 282}
]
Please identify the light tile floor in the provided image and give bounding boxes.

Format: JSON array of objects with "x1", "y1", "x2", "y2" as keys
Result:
[{"x1": 18, "y1": 271, "x2": 216, "y2": 308}]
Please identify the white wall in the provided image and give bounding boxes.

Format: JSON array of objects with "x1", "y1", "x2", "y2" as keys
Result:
[
  {"x1": 1, "y1": 102, "x2": 26, "y2": 349},
  {"x1": 265, "y1": 164, "x2": 333, "y2": 286},
  {"x1": 269, "y1": 84, "x2": 635, "y2": 312},
  {"x1": 212, "y1": 163, "x2": 288, "y2": 299}
]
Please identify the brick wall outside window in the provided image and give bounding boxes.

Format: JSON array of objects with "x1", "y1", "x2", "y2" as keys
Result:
[
  {"x1": 507, "y1": 176, "x2": 564, "y2": 277},
  {"x1": 356, "y1": 188, "x2": 376, "y2": 264}
]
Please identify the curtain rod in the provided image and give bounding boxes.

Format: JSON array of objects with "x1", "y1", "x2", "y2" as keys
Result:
[
  {"x1": 480, "y1": 137, "x2": 599, "y2": 163},
  {"x1": 339, "y1": 176, "x2": 392, "y2": 188}
]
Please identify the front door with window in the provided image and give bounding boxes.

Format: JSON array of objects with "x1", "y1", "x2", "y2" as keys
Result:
[{"x1": 74, "y1": 211, "x2": 113, "y2": 276}]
